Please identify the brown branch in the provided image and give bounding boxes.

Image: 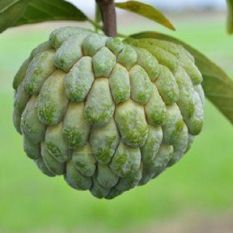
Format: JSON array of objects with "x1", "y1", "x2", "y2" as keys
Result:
[{"x1": 95, "y1": 0, "x2": 117, "y2": 37}]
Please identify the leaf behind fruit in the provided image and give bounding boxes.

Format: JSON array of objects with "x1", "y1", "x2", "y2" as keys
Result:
[
  {"x1": 115, "y1": 1, "x2": 175, "y2": 31},
  {"x1": 226, "y1": 0, "x2": 233, "y2": 34},
  {"x1": 0, "y1": 0, "x2": 88, "y2": 33},
  {"x1": 128, "y1": 31, "x2": 233, "y2": 124}
]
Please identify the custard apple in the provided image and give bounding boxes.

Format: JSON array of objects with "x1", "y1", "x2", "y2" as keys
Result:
[{"x1": 13, "y1": 26, "x2": 204, "y2": 199}]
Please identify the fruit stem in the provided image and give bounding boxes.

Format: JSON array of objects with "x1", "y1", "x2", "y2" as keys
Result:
[{"x1": 95, "y1": 0, "x2": 117, "y2": 37}]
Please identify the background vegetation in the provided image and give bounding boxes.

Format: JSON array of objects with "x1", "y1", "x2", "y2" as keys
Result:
[{"x1": 0, "y1": 12, "x2": 233, "y2": 232}]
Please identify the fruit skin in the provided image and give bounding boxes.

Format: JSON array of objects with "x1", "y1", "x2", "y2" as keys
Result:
[{"x1": 13, "y1": 26, "x2": 204, "y2": 199}]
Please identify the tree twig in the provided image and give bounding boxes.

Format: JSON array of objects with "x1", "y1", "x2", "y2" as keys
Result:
[{"x1": 95, "y1": 0, "x2": 117, "y2": 37}]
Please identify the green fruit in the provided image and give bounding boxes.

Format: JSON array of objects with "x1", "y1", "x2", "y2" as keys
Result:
[{"x1": 13, "y1": 26, "x2": 204, "y2": 199}]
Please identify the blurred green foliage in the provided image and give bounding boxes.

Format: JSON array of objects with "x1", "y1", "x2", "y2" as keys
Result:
[{"x1": 0, "y1": 16, "x2": 233, "y2": 233}]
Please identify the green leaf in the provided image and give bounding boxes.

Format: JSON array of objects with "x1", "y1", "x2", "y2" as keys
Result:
[
  {"x1": 0, "y1": 0, "x2": 88, "y2": 33},
  {"x1": 128, "y1": 31, "x2": 233, "y2": 124},
  {"x1": 115, "y1": 1, "x2": 175, "y2": 31},
  {"x1": 226, "y1": 0, "x2": 233, "y2": 33},
  {"x1": 0, "y1": 0, "x2": 29, "y2": 33}
]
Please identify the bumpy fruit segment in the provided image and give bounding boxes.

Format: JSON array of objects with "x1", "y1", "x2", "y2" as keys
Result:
[{"x1": 13, "y1": 26, "x2": 204, "y2": 199}]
